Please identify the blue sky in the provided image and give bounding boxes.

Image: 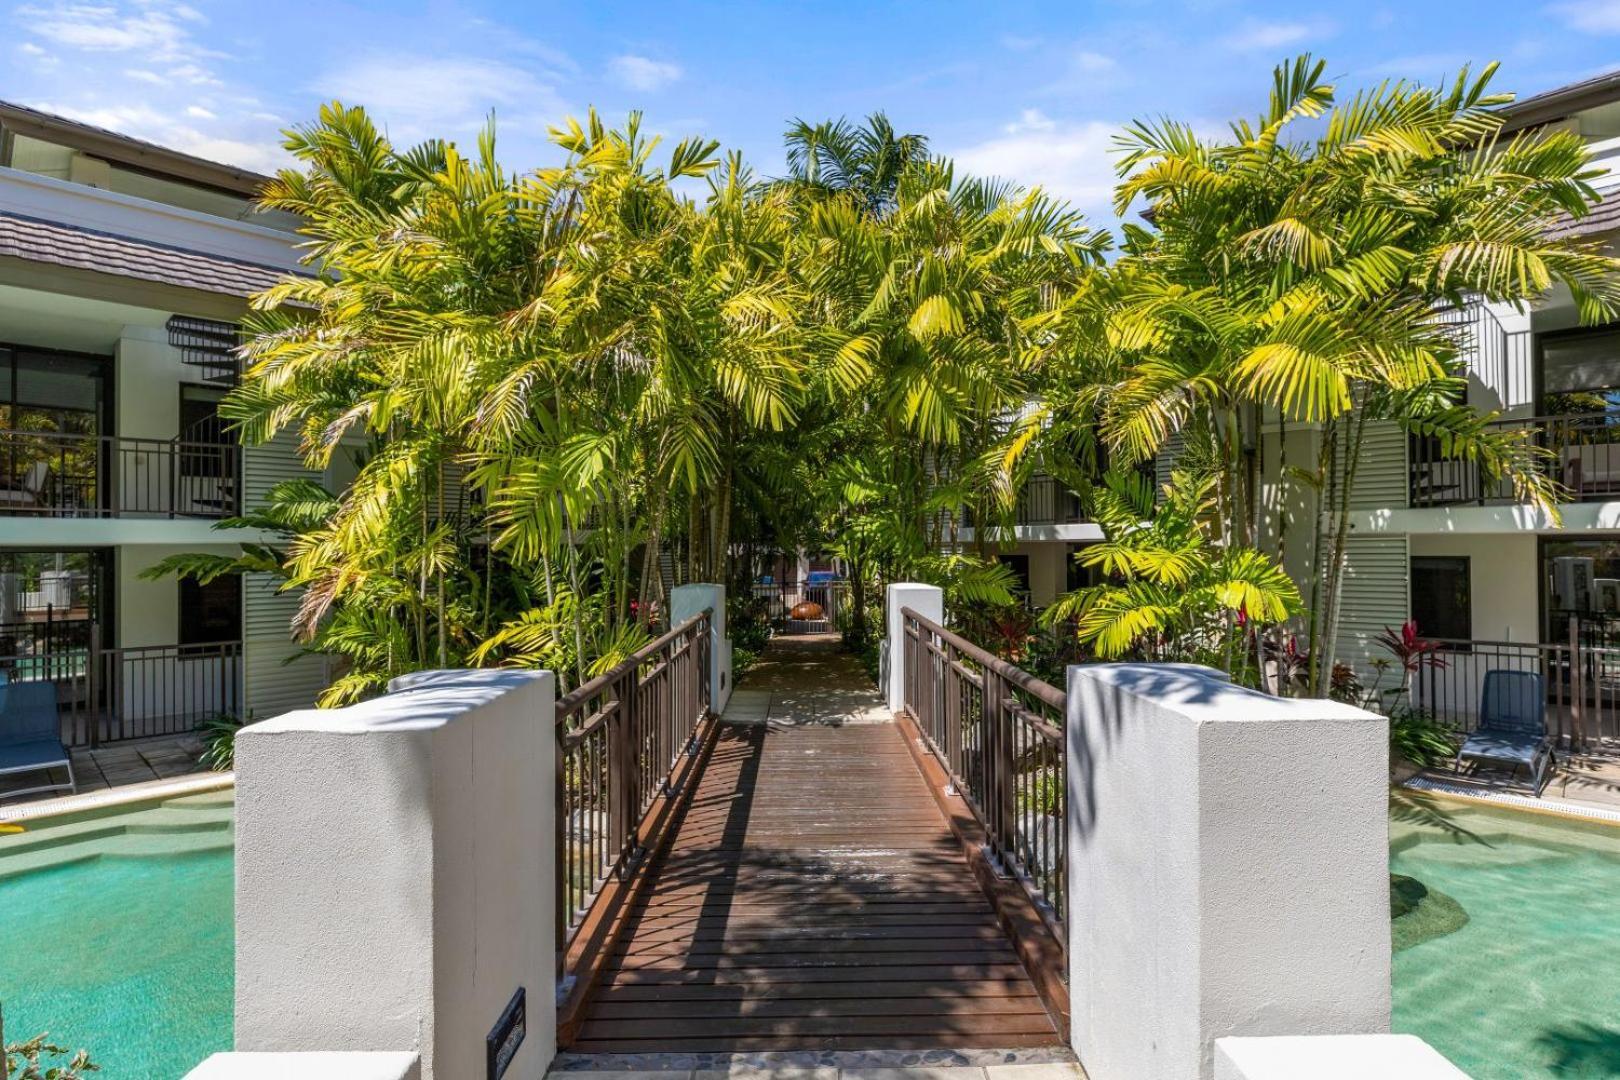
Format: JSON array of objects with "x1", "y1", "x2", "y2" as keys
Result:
[{"x1": 4, "y1": 0, "x2": 1620, "y2": 224}]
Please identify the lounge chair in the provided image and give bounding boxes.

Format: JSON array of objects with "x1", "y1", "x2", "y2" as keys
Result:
[
  {"x1": 1454, "y1": 669, "x2": 1556, "y2": 794},
  {"x1": 0, "y1": 681, "x2": 76, "y2": 801}
]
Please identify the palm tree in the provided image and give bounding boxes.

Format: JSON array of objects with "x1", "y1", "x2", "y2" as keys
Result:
[{"x1": 1034, "y1": 57, "x2": 1620, "y2": 692}]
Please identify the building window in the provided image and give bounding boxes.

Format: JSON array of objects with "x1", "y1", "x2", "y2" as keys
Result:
[
  {"x1": 180, "y1": 574, "x2": 241, "y2": 647},
  {"x1": 1410, "y1": 557, "x2": 1471, "y2": 642}
]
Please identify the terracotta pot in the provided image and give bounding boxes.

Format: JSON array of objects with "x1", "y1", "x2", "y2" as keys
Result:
[{"x1": 790, "y1": 601, "x2": 824, "y2": 620}]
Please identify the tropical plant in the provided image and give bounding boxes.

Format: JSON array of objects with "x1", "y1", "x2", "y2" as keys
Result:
[
  {"x1": 1042, "y1": 469, "x2": 1300, "y2": 669},
  {"x1": 195, "y1": 713, "x2": 243, "y2": 771},
  {"x1": 785, "y1": 115, "x2": 1110, "y2": 628},
  {"x1": 1031, "y1": 56, "x2": 1620, "y2": 694},
  {"x1": 1389, "y1": 706, "x2": 1459, "y2": 768},
  {"x1": 3, "y1": 1034, "x2": 97, "y2": 1079},
  {"x1": 1375, "y1": 621, "x2": 1450, "y2": 696}
]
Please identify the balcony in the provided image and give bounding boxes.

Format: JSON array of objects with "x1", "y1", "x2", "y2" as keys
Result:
[
  {"x1": 1014, "y1": 475, "x2": 1088, "y2": 526},
  {"x1": 0, "y1": 428, "x2": 239, "y2": 518},
  {"x1": 1409, "y1": 411, "x2": 1620, "y2": 508}
]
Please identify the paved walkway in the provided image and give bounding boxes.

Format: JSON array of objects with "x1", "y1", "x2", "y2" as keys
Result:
[
  {"x1": 722, "y1": 634, "x2": 890, "y2": 727},
  {"x1": 571, "y1": 635, "x2": 1063, "y2": 1056}
]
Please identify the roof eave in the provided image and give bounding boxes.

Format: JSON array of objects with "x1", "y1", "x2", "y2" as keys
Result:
[{"x1": 0, "y1": 100, "x2": 274, "y2": 199}]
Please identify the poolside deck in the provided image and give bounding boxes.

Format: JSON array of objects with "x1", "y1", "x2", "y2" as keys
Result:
[
  {"x1": 0, "y1": 733, "x2": 209, "y2": 806},
  {"x1": 1414, "y1": 746, "x2": 1620, "y2": 818},
  {"x1": 568, "y1": 636, "x2": 1062, "y2": 1054}
]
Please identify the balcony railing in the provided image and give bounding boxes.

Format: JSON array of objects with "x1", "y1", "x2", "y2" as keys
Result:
[
  {"x1": 0, "y1": 428, "x2": 239, "y2": 518},
  {"x1": 1410, "y1": 411, "x2": 1620, "y2": 508},
  {"x1": 0, "y1": 632, "x2": 242, "y2": 748},
  {"x1": 963, "y1": 474, "x2": 1089, "y2": 529}
]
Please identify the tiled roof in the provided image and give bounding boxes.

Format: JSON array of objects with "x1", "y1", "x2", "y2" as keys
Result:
[
  {"x1": 1546, "y1": 192, "x2": 1620, "y2": 241},
  {"x1": 0, "y1": 211, "x2": 293, "y2": 298}
]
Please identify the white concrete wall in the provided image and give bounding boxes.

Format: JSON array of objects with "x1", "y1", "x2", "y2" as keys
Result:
[
  {"x1": 671, "y1": 583, "x2": 731, "y2": 713},
  {"x1": 1067, "y1": 664, "x2": 1390, "y2": 1080},
  {"x1": 886, "y1": 583, "x2": 944, "y2": 713},
  {"x1": 233, "y1": 669, "x2": 556, "y2": 1080},
  {"x1": 1214, "y1": 1035, "x2": 1468, "y2": 1079},
  {"x1": 114, "y1": 324, "x2": 193, "y2": 442},
  {"x1": 1007, "y1": 541, "x2": 1069, "y2": 606},
  {"x1": 187, "y1": 1052, "x2": 421, "y2": 1080},
  {"x1": 116, "y1": 543, "x2": 238, "y2": 647},
  {"x1": 1409, "y1": 533, "x2": 1539, "y2": 643}
]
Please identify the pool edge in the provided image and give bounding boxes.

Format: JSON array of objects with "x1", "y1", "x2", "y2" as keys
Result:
[
  {"x1": 0, "y1": 772, "x2": 235, "y2": 826},
  {"x1": 1401, "y1": 776, "x2": 1620, "y2": 829}
]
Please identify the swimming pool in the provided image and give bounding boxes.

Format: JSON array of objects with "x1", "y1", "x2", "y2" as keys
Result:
[
  {"x1": 0, "y1": 789, "x2": 234, "y2": 1078},
  {"x1": 1391, "y1": 792, "x2": 1620, "y2": 1079}
]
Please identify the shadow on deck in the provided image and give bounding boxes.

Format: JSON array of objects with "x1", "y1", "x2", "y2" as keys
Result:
[{"x1": 568, "y1": 639, "x2": 1062, "y2": 1054}]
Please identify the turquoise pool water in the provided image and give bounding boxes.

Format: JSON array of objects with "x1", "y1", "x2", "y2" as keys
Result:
[
  {"x1": 1391, "y1": 794, "x2": 1620, "y2": 1079},
  {"x1": 0, "y1": 795, "x2": 234, "y2": 1078}
]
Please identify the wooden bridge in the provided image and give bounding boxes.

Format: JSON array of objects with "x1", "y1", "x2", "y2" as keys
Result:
[{"x1": 554, "y1": 614, "x2": 1070, "y2": 1057}]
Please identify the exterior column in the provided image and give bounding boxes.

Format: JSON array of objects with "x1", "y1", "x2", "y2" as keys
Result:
[
  {"x1": 1066, "y1": 663, "x2": 1390, "y2": 1080},
  {"x1": 231, "y1": 669, "x2": 556, "y2": 1080},
  {"x1": 671, "y1": 583, "x2": 731, "y2": 713},
  {"x1": 884, "y1": 583, "x2": 943, "y2": 715}
]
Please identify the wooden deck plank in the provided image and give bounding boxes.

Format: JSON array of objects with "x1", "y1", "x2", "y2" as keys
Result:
[{"x1": 571, "y1": 720, "x2": 1061, "y2": 1051}]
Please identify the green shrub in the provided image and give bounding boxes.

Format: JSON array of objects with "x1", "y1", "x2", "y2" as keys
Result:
[
  {"x1": 195, "y1": 713, "x2": 244, "y2": 771},
  {"x1": 1389, "y1": 705, "x2": 1458, "y2": 769}
]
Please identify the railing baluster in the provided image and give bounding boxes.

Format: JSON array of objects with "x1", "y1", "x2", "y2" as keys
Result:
[
  {"x1": 897, "y1": 605, "x2": 1068, "y2": 951},
  {"x1": 554, "y1": 609, "x2": 715, "y2": 979}
]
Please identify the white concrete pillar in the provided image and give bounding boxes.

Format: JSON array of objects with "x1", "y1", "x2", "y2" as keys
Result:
[
  {"x1": 1214, "y1": 1035, "x2": 1468, "y2": 1079},
  {"x1": 885, "y1": 583, "x2": 943, "y2": 714},
  {"x1": 1066, "y1": 664, "x2": 1390, "y2": 1080},
  {"x1": 671, "y1": 583, "x2": 731, "y2": 713},
  {"x1": 233, "y1": 669, "x2": 556, "y2": 1080}
]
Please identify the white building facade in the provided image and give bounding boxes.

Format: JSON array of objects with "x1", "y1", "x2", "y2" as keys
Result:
[
  {"x1": 0, "y1": 102, "x2": 334, "y2": 748},
  {"x1": 1290, "y1": 74, "x2": 1620, "y2": 742}
]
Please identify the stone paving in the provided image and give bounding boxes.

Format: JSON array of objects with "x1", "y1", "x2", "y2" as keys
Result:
[
  {"x1": 722, "y1": 633, "x2": 890, "y2": 727},
  {"x1": 0, "y1": 732, "x2": 209, "y2": 805}
]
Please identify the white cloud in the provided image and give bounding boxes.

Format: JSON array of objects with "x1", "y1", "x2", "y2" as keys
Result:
[
  {"x1": 1074, "y1": 50, "x2": 1115, "y2": 72},
  {"x1": 1549, "y1": 0, "x2": 1620, "y2": 32},
  {"x1": 19, "y1": 41, "x2": 47, "y2": 55},
  {"x1": 313, "y1": 54, "x2": 572, "y2": 147},
  {"x1": 952, "y1": 116, "x2": 1121, "y2": 222},
  {"x1": 185, "y1": 104, "x2": 214, "y2": 119},
  {"x1": 1218, "y1": 18, "x2": 1335, "y2": 51},
  {"x1": 609, "y1": 54, "x2": 682, "y2": 92},
  {"x1": 18, "y1": 0, "x2": 211, "y2": 60},
  {"x1": 1005, "y1": 108, "x2": 1057, "y2": 134}
]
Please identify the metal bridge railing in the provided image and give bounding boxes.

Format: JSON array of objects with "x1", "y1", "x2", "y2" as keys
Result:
[
  {"x1": 900, "y1": 605, "x2": 1067, "y2": 952},
  {"x1": 554, "y1": 610, "x2": 711, "y2": 976}
]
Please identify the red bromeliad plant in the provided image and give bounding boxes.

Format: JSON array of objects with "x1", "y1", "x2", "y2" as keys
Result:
[{"x1": 1375, "y1": 621, "x2": 1448, "y2": 695}]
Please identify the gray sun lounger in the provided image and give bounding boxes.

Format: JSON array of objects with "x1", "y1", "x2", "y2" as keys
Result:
[
  {"x1": 0, "y1": 680, "x2": 77, "y2": 801},
  {"x1": 1454, "y1": 669, "x2": 1555, "y2": 794}
]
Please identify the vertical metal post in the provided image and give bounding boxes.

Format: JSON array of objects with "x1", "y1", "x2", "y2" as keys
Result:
[
  {"x1": 87, "y1": 621, "x2": 100, "y2": 749},
  {"x1": 1569, "y1": 614, "x2": 1586, "y2": 752}
]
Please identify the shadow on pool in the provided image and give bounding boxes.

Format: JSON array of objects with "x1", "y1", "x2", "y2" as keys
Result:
[
  {"x1": 1533, "y1": 1022, "x2": 1620, "y2": 1075},
  {"x1": 1390, "y1": 793, "x2": 1496, "y2": 847}
]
